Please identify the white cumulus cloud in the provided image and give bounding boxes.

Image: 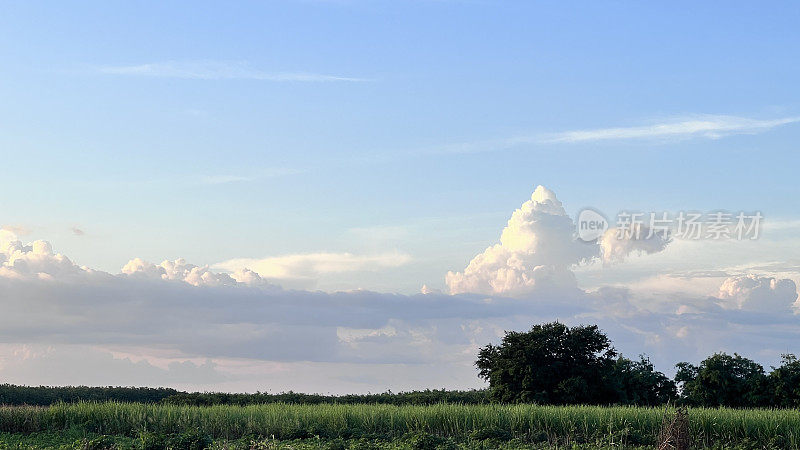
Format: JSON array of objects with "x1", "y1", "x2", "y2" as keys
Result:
[
  {"x1": 446, "y1": 185, "x2": 596, "y2": 296},
  {"x1": 717, "y1": 275, "x2": 798, "y2": 312},
  {"x1": 0, "y1": 230, "x2": 96, "y2": 280},
  {"x1": 121, "y1": 257, "x2": 270, "y2": 287}
]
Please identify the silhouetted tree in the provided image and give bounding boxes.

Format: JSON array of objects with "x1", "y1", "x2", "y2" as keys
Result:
[
  {"x1": 675, "y1": 353, "x2": 769, "y2": 407},
  {"x1": 767, "y1": 354, "x2": 800, "y2": 408},
  {"x1": 477, "y1": 322, "x2": 621, "y2": 404},
  {"x1": 609, "y1": 356, "x2": 677, "y2": 406}
]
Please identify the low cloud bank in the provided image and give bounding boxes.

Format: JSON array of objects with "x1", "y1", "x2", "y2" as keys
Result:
[{"x1": 0, "y1": 186, "x2": 798, "y2": 392}]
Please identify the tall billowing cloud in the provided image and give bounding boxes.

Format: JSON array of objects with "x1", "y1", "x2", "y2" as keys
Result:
[{"x1": 446, "y1": 186, "x2": 595, "y2": 296}]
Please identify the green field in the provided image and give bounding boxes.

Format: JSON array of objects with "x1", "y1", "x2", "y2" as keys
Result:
[{"x1": 0, "y1": 402, "x2": 798, "y2": 449}]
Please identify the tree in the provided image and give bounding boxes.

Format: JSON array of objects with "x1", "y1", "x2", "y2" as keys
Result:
[
  {"x1": 609, "y1": 356, "x2": 677, "y2": 406},
  {"x1": 476, "y1": 322, "x2": 620, "y2": 404},
  {"x1": 675, "y1": 353, "x2": 769, "y2": 407},
  {"x1": 767, "y1": 354, "x2": 800, "y2": 408}
]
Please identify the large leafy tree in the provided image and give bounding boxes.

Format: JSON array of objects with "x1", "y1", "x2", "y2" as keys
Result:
[
  {"x1": 478, "y1": 322, "x2": 671, "y2": 405},
  {"x1": 476, "y1": 322, "x2": 617, "y2": 404},
  {"x1": 675, "y1": 353, "x2": 769, "y2": 407}
]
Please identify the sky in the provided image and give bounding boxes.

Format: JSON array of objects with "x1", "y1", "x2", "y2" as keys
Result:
[{"x1": 0, "y1": 1, "x2": 799, "y2": 393}]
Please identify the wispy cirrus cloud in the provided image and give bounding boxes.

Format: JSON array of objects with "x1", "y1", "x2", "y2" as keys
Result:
[
  {"x1": 0, "y1": 225, "x2": 31, "y2": 236},
  {"x1": 200, "y1": 175, "x2": 255, "y2": 185},
  {"x1": 97, "y1": 60, "x2": 370, "y2": 82},
  {"x1": 214, "y1": 251, "x2": 412, "y2": 281},
  {"x1": 419, "y1": 114, "x2": 800, "y2": 156},
  {"x1": 199, "y1": 168, "x2": 304, "y2": 185},
  {"x1": 543, "y1": 114, "x2": 800, "y2": 144}
]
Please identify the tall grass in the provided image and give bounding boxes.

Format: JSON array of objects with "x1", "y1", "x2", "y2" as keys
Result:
[{"x1": 0, "y1": 403, "x2": 798, "y2": 447}]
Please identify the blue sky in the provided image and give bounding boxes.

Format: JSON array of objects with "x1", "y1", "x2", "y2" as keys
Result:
[
  {"x1": 1, "y1": 2, "x2": 799, "y2": 392},
  {"x1": 3, "y1": 1, "x2": 800, "y2": 286}
]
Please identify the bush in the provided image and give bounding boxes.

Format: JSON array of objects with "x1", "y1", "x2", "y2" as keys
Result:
[
  {"x1": 469, "y1": 427, "x2": 512, "y2": 442},
  {"x1": 166, "y1": 431, "x2": 212, "y2": 450},
  {"x1": 404, "y1": 432, "x2": 445, "y2": 450},
  {"x1": 137, "y1": 431, "x2": 166, "y2": 450},
  {"x1": 72, "y1": 435, "x2": 118, "y2": 450}
]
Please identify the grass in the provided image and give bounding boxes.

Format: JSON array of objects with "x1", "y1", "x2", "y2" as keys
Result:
[{"x1": 0, "y1": 402, "x2": 798, "y2": 449}]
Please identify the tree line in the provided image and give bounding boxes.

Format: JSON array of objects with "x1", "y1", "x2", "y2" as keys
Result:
[
  {"x1": 160, "y1": 389, "x2": 490, "y2": 406},
  {"x1": 477, "y1": 322, "x2": 800, "y2": 407},
  {"x1": 0, "y1": 385, "x2": 489, "y2": 406},
  {"x1": 0, "y1": 385, "x2": 180, "y2": 406},
  {"x1": 2, "y1": 322, "x2": 798, "y2": 408}
]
